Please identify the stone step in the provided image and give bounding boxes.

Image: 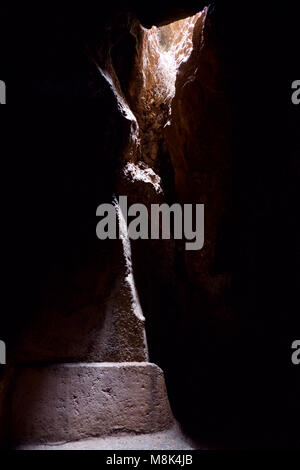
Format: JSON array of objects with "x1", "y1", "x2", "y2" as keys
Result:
[
  {"x1": 16, "y1": 425, "x2": 198, "y2": 450},
  {"x1": 10, "y1": 362, "x2": 174, "y2": 445}
]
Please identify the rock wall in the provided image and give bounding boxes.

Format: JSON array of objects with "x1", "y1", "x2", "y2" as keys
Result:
[
  {"x1": 120, "y1": 9, "x2": 234, "y2": 437},
  {"x1": 165, "y1": 9, "x2": 232, "y2": 325},
  {"x1": 1, "y1": 3, "x2": 299, "y2": 448},
  {"x1": 1, "y1": 5, "x2": 232, "y2": 445}
]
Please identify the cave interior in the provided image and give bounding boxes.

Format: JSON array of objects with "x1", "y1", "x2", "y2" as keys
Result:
[{"x1": 0, "y1": 2, "x2": 299, "y2": 449}]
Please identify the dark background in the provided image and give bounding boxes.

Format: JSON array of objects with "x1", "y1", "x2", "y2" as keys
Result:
[{"x1": 0, "y1": 2, "x2": 299, "y2": 448}]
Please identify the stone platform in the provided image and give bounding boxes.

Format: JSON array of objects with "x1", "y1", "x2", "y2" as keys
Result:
[{"x1": 10, "y1": 362, "x2": 174, "y2": 445}]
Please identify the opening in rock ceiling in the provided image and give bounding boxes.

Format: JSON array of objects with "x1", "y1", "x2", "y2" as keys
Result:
[
  {"x1": 126, "y1": 10, "x2": 205, "y2": 168},
  {"x1": 142, "y1": 11, "x2": 203, "y2": 104}
]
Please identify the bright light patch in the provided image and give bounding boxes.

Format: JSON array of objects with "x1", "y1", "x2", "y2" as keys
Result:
[{"x1": 141, "y1": 11, "x2": 203, "y2": 104}]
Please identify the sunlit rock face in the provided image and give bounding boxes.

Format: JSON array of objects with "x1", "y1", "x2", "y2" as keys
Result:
[
  {"x1": 5, "y1": 8, "x2": 222, "y2": 369},
  {"x1": 89, "y1": 13, "x2": 232, "y2": 437},
  {"x1": 118, "y1": 8, "x2": 232, "y2": 361},
  {"x1": 113, "y1": 10, "x2": 234, "y2": 439},
  {"x1": 164, "y1": 10, "x2": 233, "y2": 323},
  {"x1": 1, "y1": 4, "x2": 298, "y2": 449},
  {"x1": 1, "y1": 5, "x2": 232, "y2": 447},
  {"x1": 126, "y1": 12, "x2": 202, "y2": 168}
]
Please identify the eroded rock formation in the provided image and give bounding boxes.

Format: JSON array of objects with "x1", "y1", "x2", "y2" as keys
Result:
[
  {"x1": 165, "y1": 9, "x2": 232, "y2": 323},
  {"x1": 0, "y1": 4, "x2": 233, "y2": 445},
  {"x1": 1, "y1": 3, "x2": 298, "y2": 449},
  {"x1": 0, "y1": 4, "x2": 234, "y2": 446}
]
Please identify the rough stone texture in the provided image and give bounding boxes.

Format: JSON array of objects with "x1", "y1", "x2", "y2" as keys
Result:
[
  {"x1": 126, "y1": 12, "x2": 201, "y2": 170},
  {"x1": 10, "y1": 363, "x2": 174, "y2": 445},
  {"x1": 1, "y1": 7, "x2": 233, "y2": 449},
  {"x1": 164, "y1": 9, "x2": 232, "y2": 321},
  {"x1": 8, "y1": 11, "x2": 149, "y2": 365},
  {"x1": 3, "y1": 9, "x2": 213, "y2": 369},
  {"x1": 2, "y1": 4, "x2": 298, "y2": 450},
  {"x1": 13, "y1": 238, "x2": 148, "y2": 364},
  {"x1": 111, "y1": 7, "x2": 233, "y2": 400}
]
